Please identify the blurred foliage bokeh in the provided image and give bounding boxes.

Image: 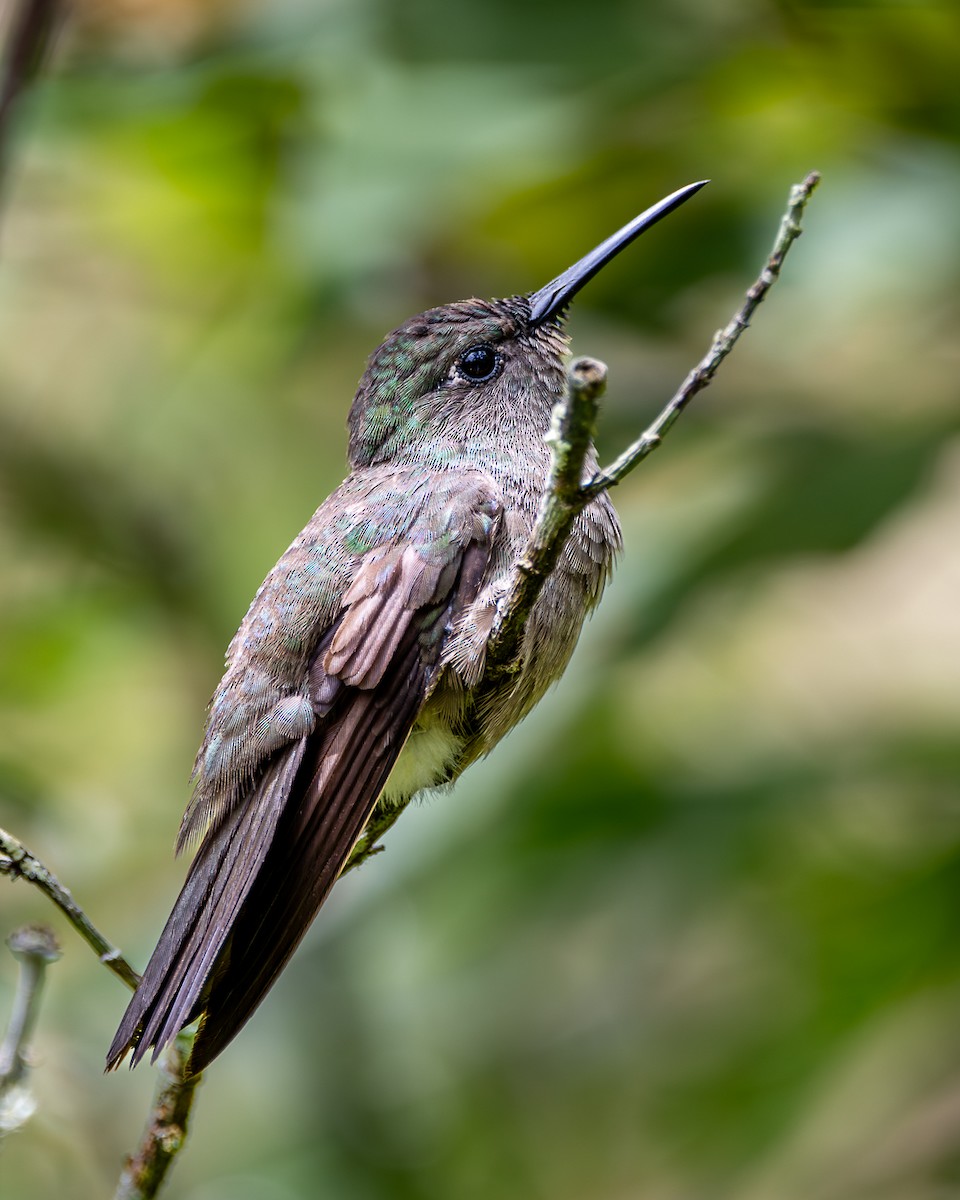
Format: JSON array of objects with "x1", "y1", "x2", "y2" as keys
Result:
[{"x1": 1, "y1": 1, "x2": 959, "y2": 1197}]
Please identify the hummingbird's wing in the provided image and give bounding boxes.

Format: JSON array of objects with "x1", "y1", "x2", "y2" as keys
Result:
[{"x1": 107, "y1": 473, "x2": 502, "y2": 1073}]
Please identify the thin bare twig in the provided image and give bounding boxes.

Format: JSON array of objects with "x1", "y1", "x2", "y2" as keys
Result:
[
  {"x1": 0, "y1": 826, "x2": 140, "y2": 991},
  {"x1": 582, "y1": 170, "x2": 822, "y2": 497},
  {"x1": 0, "y1": 825, "x2": 197, "y2": 1197}
]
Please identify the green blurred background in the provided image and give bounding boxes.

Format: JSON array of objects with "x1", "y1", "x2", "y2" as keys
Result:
[{"x1": 1, "y1": 1, "x2": 959, "y2": 1197}]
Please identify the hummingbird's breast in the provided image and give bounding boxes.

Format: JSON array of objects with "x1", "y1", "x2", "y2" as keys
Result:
[
  {"x1": 380, "y1": 437, "x2": 622, "y2": 805},
  {"x1": 465, "y1": 448, "x2": 621, "y2": 754}
]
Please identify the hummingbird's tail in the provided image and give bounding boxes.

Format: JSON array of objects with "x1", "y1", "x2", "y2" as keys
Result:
[
  {"x1": 105, "y1": 742, "x2": 307, "y2": 1072},
  {"x1": 106, "y1": 627, "x2": 430, "y2": 1076}
]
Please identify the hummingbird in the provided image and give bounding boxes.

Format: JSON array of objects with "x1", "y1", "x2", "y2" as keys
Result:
[{"x1": 107, "y1": 180, "x2": 707, "y2": 1076}]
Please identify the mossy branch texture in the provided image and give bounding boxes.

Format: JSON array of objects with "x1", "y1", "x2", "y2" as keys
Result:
[
  {"x1": 113, "y1": 1032, "x2": 202, "y2": 1200},
  {"x1": 0, "y1": 173, "x2": 820, "y2": 1199},
  {"x1": 488, "y1": 356, "x2": 607, "y2": 675}
]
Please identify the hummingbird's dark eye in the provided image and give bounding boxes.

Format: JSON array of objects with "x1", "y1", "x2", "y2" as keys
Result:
[{"x1": 456, "y1": 344, "x2": 501, "y2": 383}]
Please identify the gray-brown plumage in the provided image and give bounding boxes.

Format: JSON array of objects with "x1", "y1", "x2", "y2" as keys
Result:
[{"x1": 106, "y1": 182, "x2": 706, "y2": 1076}]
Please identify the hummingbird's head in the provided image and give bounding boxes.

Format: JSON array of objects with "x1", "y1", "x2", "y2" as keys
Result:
[
  {"x1": 347, "y1": 296, "x2": 568, "y2": 468},
  {"x1": 347, "y1": 181, "x2": 708, "y2": 469}
]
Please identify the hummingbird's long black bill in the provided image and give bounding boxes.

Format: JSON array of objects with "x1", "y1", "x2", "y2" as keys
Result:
[{"x1": 527, "y1": 179, "x2": 709, "y2": 326}]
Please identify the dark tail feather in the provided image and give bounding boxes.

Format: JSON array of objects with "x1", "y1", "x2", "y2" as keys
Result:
[
  {"x1": 105, "y1": 742, "x2": 307, "y2": 1071},
  {"x1": 186, "y1": 654, "x2": 424, "y2": 1073}
]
